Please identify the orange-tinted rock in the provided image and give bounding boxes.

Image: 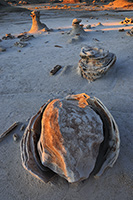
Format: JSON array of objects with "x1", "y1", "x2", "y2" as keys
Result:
[
  {"x1": 37, "y1": 94, "x2": 103, "y2": 182},
  {"x1": 20, "y1": 93, "x2": 120, "y2": 183},
  {"x1": 29, "y1": 11, "x2": 49, "y2": 33},
  {"x1": 63, "y1": 0, "x2": 80, "y2": 4}
]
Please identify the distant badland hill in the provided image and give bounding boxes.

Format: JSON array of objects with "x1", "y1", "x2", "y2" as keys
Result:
[{"x1": 1, "y1": 0, "x2": 133, "y2": 5}]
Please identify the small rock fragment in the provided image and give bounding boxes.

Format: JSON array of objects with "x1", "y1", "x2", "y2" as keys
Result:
[
  {"x1": 2, "y1": 33, "x2": 15, "y2": 40},
  {"x1": 126, "y1": 27, "x2": 133, "y2": 36},
  {"x1": 96, "y1": 22, "x2": 103, "y2": 26},
  {"x1": 120, "y1": 17, "x2": 133, "y2": 25},
  {"x1": 14, "y1": 42, "x2": 28, "y2": 48},
  {"x1": 17, "y1": 32, "x2": 27, "y2": 38},
  {"x1": 13, "y1": 134, "x2": 19, "y2": 142},
  {"x1": 93, "y1": 38, "x2": 100, "y2": 42},
  {"x1": 20, "y1": 35, "x2": 34, "y2": 42},
  {"x1": 20, "y1": 124, "x2": 25, "y2": 131},
  {"x1": 119, "y1": 29, "x2": 125, "y2": 32},
  {"x1": 54, "y1": 45, "x2": 63, "y2": 48},
  {"x1": 0, "y1": 122, "x2": 19, "y2": 142},
  {"x1": 50, "y1": 65, "x2": 62, "y2": 75},
  {"x1": 0, "y1": 47, "x2": 6, "y2": 52},
  {"x1": 86, "y1": 24, "x2": 91, "y2": 29}
]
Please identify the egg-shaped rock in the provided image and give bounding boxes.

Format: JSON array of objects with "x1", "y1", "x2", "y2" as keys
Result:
[
  {"x1": 20, "y1": 93, "x2": 120, "y2": 183},
  {"x1": 37, "y1": 95, "x2": 103, "y2": 183}
]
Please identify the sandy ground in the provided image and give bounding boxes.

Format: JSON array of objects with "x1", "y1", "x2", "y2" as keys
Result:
[{"x1": 0, "y1": 4, "x2": 133, "y2": 200}]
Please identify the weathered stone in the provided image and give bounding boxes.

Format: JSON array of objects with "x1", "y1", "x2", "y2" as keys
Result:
[
  {"x1": 20, "y1": 34, "x2": 34, "y2": 42},
  {"x1": 29, "y1": 11, "x2": 50, "y2": 33},
  {"x1": 120, "y1": 17, "x2": 133, "y2": 25},
  {"x1": 2, "y1": 33, "x2": 15, "y2": 40},
  {"x1": 13, "y1": 134, "x2": 19, "y2": 142},
  {"x1": 86, "y1": 24, "x2": 91, "y2": 29},
  {"x1": 50, "y1": 65, "x2": 62, "y2": 75},
  {"x1": 37, "y1": 95, "x2": 103, "y2": 183},
  {"x1": 126, "y1": 27, "x2": 133, "y2": 36},
  {"x1": 14, "y1": 41, "x2": 28, "y2": 48},
  {"x1": 20, "y1": 93, "x2": 120, "y2": 183},
  {"x1": 78, "y1": 46, "x2": 116, "y2": 82},
  {"x1": 0, "y1": 47, "x2": 6, "y2": 52},
  {"x1": 63, "y1": 0, "x2": 80, "y2": 3},
  {"x1": 70, "y1": 18, "x2": 85, "y2": 36}
]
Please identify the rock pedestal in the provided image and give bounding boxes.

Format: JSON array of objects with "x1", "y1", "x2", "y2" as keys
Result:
[
  {"x1": 70, "y1": 18, "x2": 85, "y2": 36},
  {"x1": 29, "y1": 11, "x2": 49, "y2": 33}
]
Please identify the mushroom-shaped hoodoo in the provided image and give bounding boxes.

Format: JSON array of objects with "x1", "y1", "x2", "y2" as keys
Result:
[
  {"x1": 78, "y1": 46, "x2": 116, "y2": 82},
  {"x1": 29, "y1": 11, "x2": 50, "y2": 33},
  {"x1": 20, "y1": 93, "x2": 120, "y2": 183},
  {"x1": 70, "y1": 18, "x2": 85, "y2": 36}
]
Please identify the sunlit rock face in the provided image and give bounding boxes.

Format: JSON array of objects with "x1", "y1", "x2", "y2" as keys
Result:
[
  {"x1": 37, "y1": 95, "x2": 103, "y2": 183},
  {"x1": 78, "y1": 46, "x2": 116, "y2": 82},
  {"x1": 107, "y1": 0, "x2": 133, "y2": 8},
  {"x1": 63, "y1": 0, "x2": 80, "y2": 3},
  {"x1": 20, "y1": 93, "x2": 120, "y2": 183},
  {"x1": 29, "y1": 11, "x2": 49, "y2": 33}
]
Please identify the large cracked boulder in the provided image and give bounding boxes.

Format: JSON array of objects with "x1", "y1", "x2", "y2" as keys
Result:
[{"x1": 20, "y1": 93, "x2": 120, "y2": 183}]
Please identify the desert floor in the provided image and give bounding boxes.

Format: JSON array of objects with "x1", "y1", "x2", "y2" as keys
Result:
[{"x1": 0, "y1": 4, "x2": 133, "y2": 200}]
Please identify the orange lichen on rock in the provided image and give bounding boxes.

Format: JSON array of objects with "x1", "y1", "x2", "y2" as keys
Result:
[
  {"x1": 38, "y1": 99, "x2": 68, "y2": 178},
  {"x1": 67, "y1": 93, "x2": 90, "y2": 108}
]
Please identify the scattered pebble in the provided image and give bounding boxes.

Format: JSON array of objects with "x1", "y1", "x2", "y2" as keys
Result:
[
  {"x1": 126, "y1": 28, "x2": 133, "y2": 36},
  {"x1": 20, "y1": 34, "x2": 34, "y2": 42},
  {"x1": 14, "y1": 42, "x2": 28, "y2": 48},
  {"x1": 50, "y1": 65, "x2": 62, "y2": 75},
  {"x1": 119, "y1": 29, "x2": 125, "y2": 32},
  {"x1": 54, "y1": 45, "x2": 63, "y2": 48},
  {"x1": 120, "y1": 17, "x2": 133, "y2": 25},
  {"x1": 93, "y1": 38, "x2": 100, "y2": 42},
  {"x1": 20, "y1": 124, "x2": 25, "y2": 131},
  {"x1": 86, "y1": 24, "x2": 91, "y2": 29},
  {"x1": 0, "y1": 47, "x2": 6, "y2": 52},
  {"x1": 17, "y1": 32, "x2": 27, "y2": 38},
  {"x1": 26, "y1": 117, "x2": 30, "y2": 122},
  {"x1": 13, "y1": 134, "x2": 19, "y2": 142},
  {"x1": 2, "y1": 33, "x2": 15, "y2": 40},
  {"x1": 97, "y1": 22, "x2": 103, "y2": 26}
]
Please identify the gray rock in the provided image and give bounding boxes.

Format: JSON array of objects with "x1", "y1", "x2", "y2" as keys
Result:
[{"x1": 20, "y1": 93, "x2": 120, "y2": 183}]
